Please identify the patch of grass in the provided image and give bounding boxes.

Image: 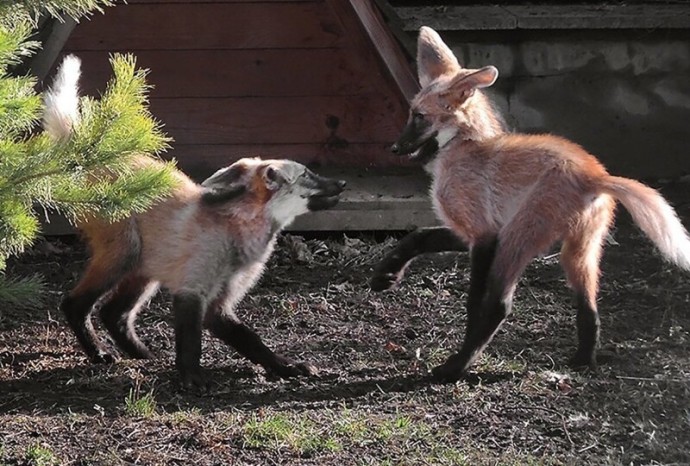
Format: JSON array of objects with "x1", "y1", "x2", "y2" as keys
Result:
[
  {"x1": 25, "y1": 443, "x2": 59, "y2": 466},
  {"x1": 242, "y1": 412, "x2": 342, "y2": 456},
  {"x1": 124, "y1": 387, "x2": 157, "y2": 418},
  {"x1": 475, "y1": 354, "x2": 527, "y2": 374},
  {"x1": 169, "y1": 407, "x2": 202, "y2": 425},
  {"x1": 375, "y1": 414, "x2": 426, "y2": 442}
]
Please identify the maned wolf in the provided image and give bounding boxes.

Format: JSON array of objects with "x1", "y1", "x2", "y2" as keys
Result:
[
  {"x1": 370, "y1": 27, "x2": 690, "y2": 382},
  {"x1": 45, "y1": 56, "x2": 346, "y2": 388}
]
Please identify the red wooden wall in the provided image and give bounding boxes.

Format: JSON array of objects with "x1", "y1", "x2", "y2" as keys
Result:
[{"x1": 59, "y1": 0, "x2": 411, "y2": 178}]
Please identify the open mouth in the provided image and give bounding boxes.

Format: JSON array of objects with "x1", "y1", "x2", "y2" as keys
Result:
[
  {"x1": 408, "y1": 137, "x2": 440, "y2": 163},
  {"x1": 392, "y1": 132, "x2": 438, "y2": 159},
  {"x1": 307, "y1": 194, "x2": 341, "y2": 211},
  {"x1": 306, "y1": 178, "x2": 346, "y2": 211}
]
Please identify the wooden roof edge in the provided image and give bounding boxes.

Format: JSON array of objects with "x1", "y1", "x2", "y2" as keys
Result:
[
  {"x1": 394, "y1": 3, "x2": 690, "y2": 32},
  {"x1": 348, "y1": 0, "x2": 420, "y2": 103},
  {"x1": 29, "y1": 16, "x2": 77, "y2": 85}
]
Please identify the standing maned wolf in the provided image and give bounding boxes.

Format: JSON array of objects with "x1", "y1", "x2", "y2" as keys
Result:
[
  {"x1": 45, "y1": 56, "x2": 346, "y2": 388},
  {"x1": 370, "y1": 27, "x2": 690, "y2": 382}
]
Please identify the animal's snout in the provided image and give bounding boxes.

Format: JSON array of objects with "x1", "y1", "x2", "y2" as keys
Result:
[{"x1": 336, "y1": 179, "x2": 347, "y2": 191}]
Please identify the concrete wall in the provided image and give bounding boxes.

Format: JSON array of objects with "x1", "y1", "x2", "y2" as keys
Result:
[{"x1": 437, "y1": 30, "x2": 690, "y2": 179}]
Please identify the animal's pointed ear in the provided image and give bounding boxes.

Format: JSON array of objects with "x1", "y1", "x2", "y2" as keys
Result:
[
  {"x1": 262, "y1": 165, "x2": 284, "y2": 191},
  {"x1": 201, "y1": 163, "x2": 248, "y2": 204},
  {"x1": 442, "y1": 66, "x2": 499, "y2": 106},
  {"x1": 465, "y1": 66, "x2": 499, "y2": 89},
  {"x1": 201, "y1": 163, "x2": 246, "y2": 189},
  {"x1": 417, "y1": 26, "x2": 461, "y2": 87}
]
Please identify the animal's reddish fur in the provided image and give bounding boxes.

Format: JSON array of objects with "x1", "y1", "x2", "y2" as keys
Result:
[
  {"x1": 381, "y1": 27, "x2": 690, "y2": 381},
  {"x1": 44, "y1": 55, "x2": 346, "y2": 387}
]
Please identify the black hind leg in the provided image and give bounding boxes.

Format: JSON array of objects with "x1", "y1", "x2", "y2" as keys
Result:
[
  {"x1": 569, "y1": 294, "x2": 600, "y2": 369},
  {"x1": 99, "y1": 274, "x2": 158, "y2": 359},
  {"x1": 61, "y1": 261, "x2": 125, "y2": 363}
]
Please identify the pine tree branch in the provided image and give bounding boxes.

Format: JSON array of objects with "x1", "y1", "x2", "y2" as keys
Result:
[{"x1": 0, "y1": 167, "x2": 64, "y2": 192}]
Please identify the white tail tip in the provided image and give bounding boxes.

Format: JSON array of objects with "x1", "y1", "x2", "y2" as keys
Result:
[{"x1": 42, "y1": 54, "x2": 82, "y2": 140}]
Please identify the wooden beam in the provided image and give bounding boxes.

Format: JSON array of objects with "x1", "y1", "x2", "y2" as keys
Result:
[
  {"x1": 40, "y1": 168, "x2": 438, "y2": 233},
  {"x1": 348, "y1": 0, "x2": 419, "y2": 102},
  {"x1": 394, "y1": 4, "x2": 690, "y2": 32},
  {"x1": 29, "y1": 17, "x2": 77, "y2": 84},
  {"x1": 372, "y1": 0, "x2": 416, "y2": 59}
]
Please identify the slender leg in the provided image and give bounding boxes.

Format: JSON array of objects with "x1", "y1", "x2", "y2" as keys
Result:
[
  {"x1": 570, "y1": 294, "x2": 600, "y2": 368},
  {"x1": 465, "y1": 237, "x2": 499, "y2": 340},
  {"x1": 432, "y1": 183, "x2": 571, "y2": 382},
  {"x1": 205, "y1": 310, "x2": 316, "y2": 378},
  {"x1": 433, "y1": 274, "x2": 517, "y2": 382},
  {"x1": 561, "y1": 195, "x2": 614, "y2": 369},
  {"x1": 172, "y1": 293, "x2": 207, "y2": 388},
  {"x1": 61, "y1": 260, "x2": 128, "y2": 363},
  {"x1": 370, "y1": 227, "x2": 467, "y2": 291},
  {"x1": 99, "y1": 274, "x2": 158, "y2": 359}
]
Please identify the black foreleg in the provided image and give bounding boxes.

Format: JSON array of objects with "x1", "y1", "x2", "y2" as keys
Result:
[
  {"x1": 432, "y1": 277, "x2": 516, "y2": 383},
  {"x1": 172, "y1": 293, "x2": 207, "y2": 389},
  {"x1": 465, "y1": 237, "x2": 499, "y2": 341},
  {"x1": 370, "y1": 227, "x2": 467, "y2": 291}
]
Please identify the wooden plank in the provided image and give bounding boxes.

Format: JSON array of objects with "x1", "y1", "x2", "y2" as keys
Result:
[
  {"x1": 324, "y1": 0, "x2": 406, "y2": 103},
  {"x1": 348, "y1": 0, "x2": 418, "y2": 102},
  {"x1": 506, "y1": 4, "x2": 690, "y2": 30},
  {"x1": 39, "y1": 168, "x2": 438, "y2": 233},
  {"x1": 148, "y1": 95, "x2": 407, "y2": 145},
  {"x1": 394, "y1": 4, "x2": 690, "y2": 32},
  {"x1": 395, "y1": 6, "x2": 516, "y2": 32},
  {"x1": 160, "y1": 143, "x2": 411, "y2": 179},
  {"x1": 289, "y1": 206, "x2": 438, "y2": 231},
  {"x1": 65, "y1": 2, "x2": 343, "y2": 50},
  {"x1": 41, "y1": 203, "x2": 438, "y2": 233},
  {"x1": 61, "y1": 49, "x2": 374, "y2": 98}
]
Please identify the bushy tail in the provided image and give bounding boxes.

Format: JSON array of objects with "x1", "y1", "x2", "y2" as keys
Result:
[
  {"x1": 600, "y1": 175, "x2": 690, "y2": 270},
  {"x1": 42, "y1": 55, "x2": 81, "y2": 140}
]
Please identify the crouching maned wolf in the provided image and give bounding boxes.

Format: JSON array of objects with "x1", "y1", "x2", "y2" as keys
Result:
[
  {"x1": 45, "y1": 56, "x2": 346, "y2": 387},
  {"x1": 370, "y1": 27, "x2": 690, "y2": 382}
]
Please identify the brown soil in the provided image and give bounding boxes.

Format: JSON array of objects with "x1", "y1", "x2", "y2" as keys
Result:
[{"x1": 1, "y1": 183, "x2": 689, "y2": 465}]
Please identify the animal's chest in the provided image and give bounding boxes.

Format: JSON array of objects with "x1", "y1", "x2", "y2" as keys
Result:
[
  {"x1": 430, "y1": 160, "x2": 500, "y2": 244},
  {"x1": 223, "y1": 237, "x2": 274, "y2": 288}
]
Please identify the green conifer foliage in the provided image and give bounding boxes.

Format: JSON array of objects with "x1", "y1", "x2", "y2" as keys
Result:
[{"x1": 0, "y1": 1, "x2": 177, "y2": 309}]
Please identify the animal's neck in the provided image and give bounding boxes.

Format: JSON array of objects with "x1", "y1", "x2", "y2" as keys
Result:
[{"x1": 460, "y1": 95, "x2": 506, "y2": 143}]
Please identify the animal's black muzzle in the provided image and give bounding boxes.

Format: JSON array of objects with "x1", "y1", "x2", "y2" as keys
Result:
[
  {"x1": 307, "y1": 174, "x2": 346, "y2": 211},
  {"x1": 390, "y1": 121, "x2": 436, "y2": 157}
]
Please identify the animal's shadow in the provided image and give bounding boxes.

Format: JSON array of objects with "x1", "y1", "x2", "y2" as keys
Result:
[{"x1": 0, "y1": 361, "x2": 517, "y2": 416}]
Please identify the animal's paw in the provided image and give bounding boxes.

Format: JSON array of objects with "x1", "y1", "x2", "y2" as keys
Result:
[
  {"x1": 179, "y1": 368, "x2": 210, "y2": 392},
  {"x1": 430, "y1": 354, "x2": 468, "y2": 383},
  {"x1": 430, "y1": 364, "x2": 463, "y2": 384},
  {"x1": 268, "y1": 357, "x2": 319, "y2": 379},
  {"x1": 90, "y1": 351, "x2": 116, "y2": 365},
  {"x1": 568, "y1": 351, "x2": 598, "y2": 372},
  {"x1": 369, "y1": 272, "x2": 401, "y2": 292}
]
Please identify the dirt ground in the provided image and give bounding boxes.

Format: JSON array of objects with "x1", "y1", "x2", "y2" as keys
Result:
[{"x1": 1, "y1": 183, "x2": 690, "y2": 466}]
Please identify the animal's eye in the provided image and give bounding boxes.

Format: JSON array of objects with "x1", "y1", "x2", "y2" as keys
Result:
[{"x1": 413, "y1": 112, "x2": 425, "y2": 121}]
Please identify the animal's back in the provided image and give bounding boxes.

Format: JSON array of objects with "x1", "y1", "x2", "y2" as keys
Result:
[
  {"x1": 432, "y1": 133, "x2": 610, "y2": 244},
  {"x1": 78, "y1": 155, "x2": 202, "y2": 285}
]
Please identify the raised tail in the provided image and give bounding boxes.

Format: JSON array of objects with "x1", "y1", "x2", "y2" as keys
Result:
[
  {"x1": 42, "y1": 55, "x2": 81, "y2": 140},
  {"x1": 600, "y1": 175, "x2": 690, "y2": 270}
]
